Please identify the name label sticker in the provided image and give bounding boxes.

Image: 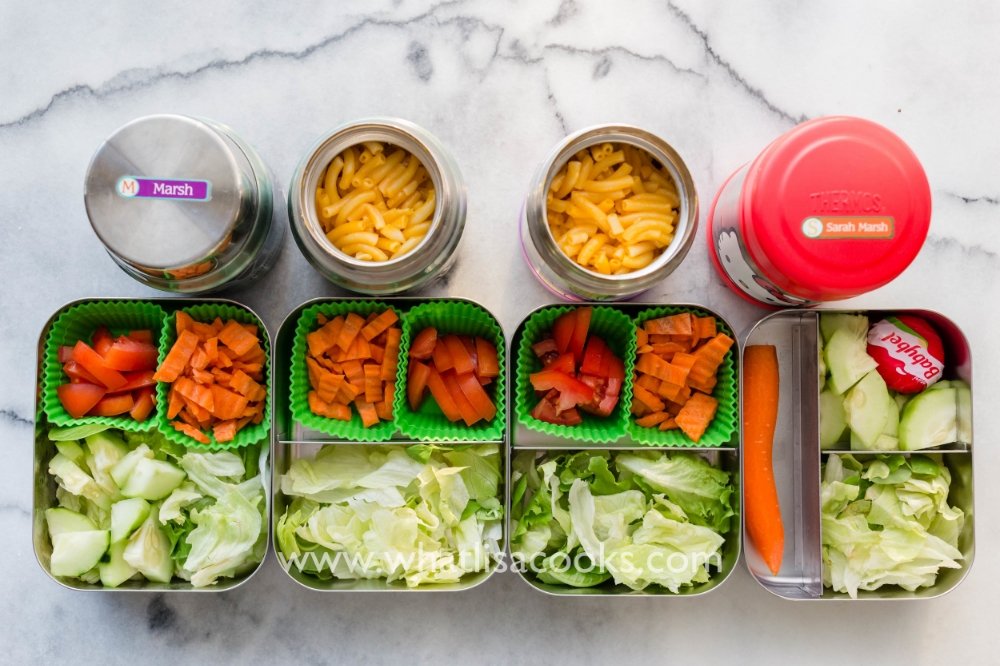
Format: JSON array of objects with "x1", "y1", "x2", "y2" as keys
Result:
[
  {"x1": 801, "y1": 216, "x2": 894, "y2": 239},
  {"x1": 116, "y1": 177, "x2": 211, "y2": 201}
]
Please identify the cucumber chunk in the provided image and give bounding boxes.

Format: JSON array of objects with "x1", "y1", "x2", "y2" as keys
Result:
[
  {"x1": 883, "y1": 396, "x2": 900, "y2": 438},
  {"x1": 50, "y1": 530, "x2": 110, "y2": 578},
  {"x1": 110, "y1": 443, "x2": 154, "y2": 488},
  {"x1": 121, "y1": 458, "x2": 186, "y2": 501},
  {"x1": 123, "y1": 506, "x2": 174, "y2": 583},
  {"x1": 852, "y1": 432, "x2": 900, "y2": 451},
  {"x1": 820, "y1": 313, "x2": 869, "y2": 344},
  {"x1": 99, "y1": 540, "x2": 138, "y2": 588},
  {"x1": 956, "y1": 381, "x2": 972, "y2": 443},
  {"x1": 899, "y1": 388, "x2": 958, "y2": 450},
  {"x1": 820, "y1": 389, "x2": 847, "y2": 449},
  {"x1": 45, "y1": 507, "x2": 98, "y2": 540},
  {"x1": 55, "y1": 441, "x2": 86, "y2": 466},
  {"x1": 825, "y1": 329, "x2": 878, "y2": 395},
  {"x1": 110, "y1": 498, "x2": 151, "y2": 544},
  {"x1": 844, "y1": 371, "x2": 892, "y2": 449}
]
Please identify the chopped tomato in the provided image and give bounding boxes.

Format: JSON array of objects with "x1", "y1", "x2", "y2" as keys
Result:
[
  {"x1": 530, "y1": 397, "x2": 582, "y2": 426},
  {"x1": 71, "y1": 341, "x2": 127, "y2": 390},
  {"x1": 441, "y1": 370, "x2": 481, "y2": 426},
  {"x1": 102, "y1": 337, "x2": 159, "y2": 372},
  {"x1": 63, "y1": 360, "x2": 102, "y2": 385},
  {"x1": 551, "y1": 310, "x2": 576, "y2": 356},
  {"x1": 127, "y1": 329, "x2": 154, "y2": 344},
  {"x1": 461, "y1": 336, "x2": 478, "y2": 372},
  {"x1": 568, "y1": 307, "x2": 592, "y2": 366},
  {"x1": 531, "y1": 338, "x2": 560, "y2": 366},
  {"x1": 91, "y1": 326, "x2": 115, "y2": 358},
  {"x1": 443, "y1": 334, "x2": 475, "y2": 376},
  {"x1": 528, "y1": 369, "x2": 594, "y2": 413},
  {"x1": 57, "y1": 383, "x2": 107, "y2": 419},
  {"x1": 409, "y1": 327, "x2": 438, "y2": 360},
  {"x1": 88, "y1": 392, "x2": 134, "y2": 417},
  {"x1": 425, "y1": 366, "x2": 462, "y2": 422},
  {"x1": 58, "y1": 346, "x2": 74, "y2": 363},
  {"x1": 579, "y1": 336, "x2": 606, "y2": 376},
  {"x1": 432, "y1": 339, "x2": 454, "y2": 372},
  {"x1": 112, "y1": 369, "x2": 157, "y2": 393},
  {"x1": 129, "y1": 386, "x2": 156, "y2": 422},
  {"x1": 408, "y1": 361, "x2": 431, "y2": 410},
  {"x1": 545, "y1": 353, "x2": 576, "y2": 375},
  {"x1": 456, "y1": 372, "x2": 496, "y2": 422}
]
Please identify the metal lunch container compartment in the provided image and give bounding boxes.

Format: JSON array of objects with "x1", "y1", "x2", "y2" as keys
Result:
[
  {"x1": 520, "y1": 125, "x2": 698, "y2": 301},
  {"x1": 740, "y1": 308, "x2": 973, "y2": 599},
  {"x1": 288, "y1": 118, "x2": 466, "y2": 295},
  {"x1": 708, "y1": 116, "x2": 932, "y2": 308},
  {"x1": 271, "y1": 297, "x2": 506, "y2": 591},
  {"x1": 507, "y1": 302, "x2": 741, "y2": 596},
  {"x1": 84, "y1": 115, "x2": 286, "y2": 294},
  {"x1": 31, "y1": 297, "x2": 272, "y2": 592}
]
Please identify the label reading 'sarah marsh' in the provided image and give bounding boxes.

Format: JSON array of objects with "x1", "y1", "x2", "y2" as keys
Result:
[
  {"x1": 801, "y1": 216, "x2": 893, "y2": 240},
  {"x1": 116, "y1": 177, "x2": 211, "y2": 201}
]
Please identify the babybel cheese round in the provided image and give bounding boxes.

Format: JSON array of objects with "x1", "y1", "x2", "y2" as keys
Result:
[{"x1": 866, "y1": 315, "x2": 944, "y2": 393}]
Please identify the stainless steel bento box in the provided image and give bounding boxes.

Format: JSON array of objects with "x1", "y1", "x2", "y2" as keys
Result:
[
  {"x1": 507, "y1": 302, "x2": 741, "y2": 596},
  {"x1": 31, "y1": 297, "x2": 272, "y2": 592},
  {"x1": 271, "y1": 297, "x2": 507, "y2": 591},
  {"x1": 741, "y1": 309, "x2": 974, "y2": 600}
]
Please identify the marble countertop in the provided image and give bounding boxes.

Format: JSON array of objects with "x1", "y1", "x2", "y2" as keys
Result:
[{"x1": 2, "y1": 1, "x2": 998, "y2": 663}]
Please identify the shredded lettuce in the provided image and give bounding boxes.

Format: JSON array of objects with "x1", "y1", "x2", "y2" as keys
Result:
[
  {"x1": 822, "y1": 454, "x2": 964, "y2": 598},
  {"x1": 509, "y1": 450, "x2": 733, "y2": 593},
  {"x1": 276, "y1": 444, "x2": 504, "y2": 587}
]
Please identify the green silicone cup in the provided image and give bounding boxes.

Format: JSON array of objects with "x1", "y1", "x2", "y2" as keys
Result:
[
  {"x1": 42, "y1": 301, "x2": 166, "y2": 432},
  {"x1": 155, "y1": 304, "x2": 271, "y2": 450},
  {"x1": 628, "y1": 307, "x2": 738, "y2": 447},
  {"x1": 290, "y1": 301, "x2": 401, "y2": 442},
  {"x1": 394, "y1": 301, "x2": 506, "y2": 442},
  {"x1": 515, "y1": 306, "x2": 635, "y2": 444}
]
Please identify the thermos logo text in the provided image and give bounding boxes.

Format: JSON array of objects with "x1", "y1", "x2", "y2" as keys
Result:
[
  {"x1": 115, "y1": 176, "x2": 211, "y2": 201},
  {"x1": 809, "y1": 190, "x2": 883, "y2": 214}
]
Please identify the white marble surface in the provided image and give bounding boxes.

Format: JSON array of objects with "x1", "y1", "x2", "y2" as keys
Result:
[{"x1": 2, "y1": 1, "x2": 998, "y2": 663}]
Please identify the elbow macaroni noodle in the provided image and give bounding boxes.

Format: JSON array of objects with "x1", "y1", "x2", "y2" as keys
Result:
[
  {"x1": 547, "y1": 143, "x2": 679, "y2": 275},
  {"x1": 315, "y1": 142, "x2": 435, "y2": 262}
]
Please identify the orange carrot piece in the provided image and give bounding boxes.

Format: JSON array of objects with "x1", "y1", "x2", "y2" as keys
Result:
[
  {"x1": 230, "y1": 369, "x2": 262, "y2": 399},
  {"x1": 153, "y1": 330, "x2": 200, "y2": 383},
  {"x1": 167, "y1": 386, "x2": 184, "y2": 419},
  {"x1": 355, "y1": 399, "x2": 380, "y2": 428},
  {"x1": 425, "y1": 366, "x2": 462, "y2": 422},
  {"x1": 190, "y1": 368, "x2": 215, "y2": 385},
  {"x1": 307, "y1": 316, "x2": 344, "y2": 358},
  {"x1": 658, "y1": 417, "x2": 679, "y2": 431},
  {"x1": 632, "y1": 384, "x2": 665, "y2": 414},
  {"x1": 743, "y1": 345, "x2": 783, "y2": 575},
  {"x1": 380, "y1": 328, "x2": 401, "y2": 382},
  {"x1": 218, "y1": 320, "x2": 258, "y2": 356},
  {"x1": 308, "y1": 391, "x2": 352, "y2": 421},
  {"x1": 475, "y1": 337, "x2": 500, "y2": 378},
  {"x1": 174, "y1": 376, "x2": 215, "y2": 412},
  {"x1": 336, "y1": 313, "x2": 366, "y2": 352},
  {"x1": 190, "y1": 346, "x2": 210, "y2": 371},
  {"x1": 317, "y1": 313, "x2": 328, "y2": 326},
  {"x1": 341, "y1": 360, "x2": 365, "y2": 391},
  {"x1": 441, "y1": 371, "x2": 481, "y2": 425},
  {"x1": 211, "y1": 368, "x2": 233, "y2": 386},
  {"x1": 307, "y1": 357, "x2": 325, "y2": 391},
  {"x1": 204, "y1": 337, "x2": 219, "y2": 363},
  {"x1": 656, "y1": 380, "x2": 685, "y2": 403},
  {"x1": 360, "y1": 309, "x2": 399, "y2": 341},
  {"x1": 176, "y1": 311, "x2": 194, "y2": 335},
  {"x1": 369, "y1": 344, "x2": 385, "y2": 365},
  {"x1": 342, "y1": 335, "x2": 372, "y2": 361},
  {"x1": 456, "y1": 372, "x2": 496, "y2": 422},
  {"x1": 644, "y1": 313, "x2": 693, "y2": 337},
  {"x1": 211, "y1": 317, "x2": 225, "y2": 333},
  {"x1": 635, "y1": 411, "x2": 670, "y2": 428},
  {"x1": 235, "y1": 343, "x2": 265, "y2": 364},
  {"x1": 383, "y1": 382, "x2": 395, "y2": 417},
  {"x1": 636, "y1": 353, "x2": 690, "y2": 386},
  {"x1": 409, "y1": 327, "x2": 438, "y2": 360},
  {"x1": 674, "y1": 393, "x2": 718, "y2": 443},
  {"x1": 375, "y1": 400, "x2": 393, "y2": 421},
  {"x1": 696, "y1": 317, "x2": 717, "y2": 340},
  {"x1": 364, "y1": 363, "x2": 383, "y2": 403},
  {"x1": 213, "y1": 420, "x2": 238, "y2": 443},
  {"x1": 408, "y1": 361, "x2": 431, "y2": 411},
  {"x1": 635, "y1": 326, "x2": 648, "y2": 347},
  {"x1": 688, "y1": 374, "x2": 718, "y2": 394},
  {"x1": 432, "y1": 339, "x2": 454, "y2": 373},
  {"x1": 635, "y1": 374, "x2": 661, "y2": 393},
  {"x1": 442, "y1": 334, "x2": 475, "y2": 376},
  {"x1": 671, "y1": 353, "x2": 698, "y2": 375},
  {"x1": 335, "y1": 380, "x2": 360, "y2": 405},
  {"x1": 172, "y1": 421, "x2": 209, "y2": 444},
  {"x1": 209, "y1": 384, "x2": 249, "y2": 421}
]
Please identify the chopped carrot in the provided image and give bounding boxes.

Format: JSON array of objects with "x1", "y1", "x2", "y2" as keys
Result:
[
  {"x1": 635, "y1": 327, "x2": 648, "y2": 347},
  {"x1": 364, "y1": 363, "x2": 383, "y2": 403},
  {"x1": 209, "y1": 384, "x2": 249, "y2": 421},
  {"x1": 408, "y1": 361, "x2": 431, "y2": 410},
  {"x1": 425, "y1": 366, "x2": 462, "y2": 422},
  {"x1": 441, "y1": 371, "x2": 481, "y2": 426},
  {"x1": 635, "y1": 373, "x2": 661, "y2": 394},
  {"x1": 176, "y1": 311, "x2": 194, "y2": 335},
  {"x1": 174, "y1": 376, "x2": 215, "y2": 412},
  {"x1": 342, "y1": 335, "x2": 372, "y2": 361},
  {"x1": 635, "y1": 411, "x2": 670, "y2": 428},
  {"x1": 696, "y1": 316, "x2": 717, "y2": 340},
  {"x1": 380, "y1": 328, "x2": 401, "y2": 382},
  {"x1": 172, "y1": 421, "x2": 209, "y2": 444},
  {"x1": 230, "y1": 369, "x2": 262, "y2": 399},
  {"x1": 189, "y1": 346, "x2": 210, "y2": 371},
  {"x1": 167, "y1": 385, "x2": 184, "y2": 419},
  {"x1": 370, "y1": 344, "x2": 385, "y2": 364},
  {"x1": 656, "y1": 380, "x2": 685, "y2": 403},
  {"x1": 375, "y1": 398, "x2": 393, "y2": 421},
  {"x1": 336, "y1": 313, "x2": 366, "y2": 352},
  {"x1": 211, "y1": 317, "x2": 225, "y2": 333},
  {"x1": 658, "y1": 416, "x2": 679, "y2": 431},
  {"x1": 355, "y1": 399, "x2": 380, "y2": 428},
  {"x1": 456, "y1": 372, "x2": 496, "y2": 422},
  {"x1": 432, "y1": 339, "x2": 454, "y2": 372},
  {"x1": 213, "y1": 419, "x2": 238, "y2": 443},
  {"x1": 674, "y1": 393, "x2": 718, "y2": 443},
  {"x1": 644, "y1": 313, "x2": 693, "y2": 337},
  {"x1": 190, "y1": 368, "x2": 215, "y2": 385},
  {"x1": 203, "y1": 337, "x2": 219, "y2": 362},
  {"x1": 632, "y1": 384, "x2": 665, "y2": 414},
  {"x1": 153, "y1": 330, "x2": 200, "y2": 382},
  {"x1": 475, "y1": 337, "x2": 499, "y2": 378},
  {"x1": 442, "y1": 334, "x2": 475, "y2": 376},
  {"x1": 307, "y1": 316, "x2": 344, "y2": 357},
  {"x1": 360, "y1": 309, "x2": 399, "y2": 341},
  {"x1": 341, "y1": 360, "x2": 365, "y2": 391},
  {"x1": 218, "y1": 320, "x2": 258, "y2": 356}
]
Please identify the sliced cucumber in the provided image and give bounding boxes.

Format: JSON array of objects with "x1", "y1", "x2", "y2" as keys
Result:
[
  {"x1": 121, "y1": 458, "x2": 185, "y2": 501},
  {"x1": 899, "y1": 388, "x2": 958, "y2": 450},
  {"x1": 50, "y1": 530, "x2": 110, "y2": 578},
  {"x1": 55, "y1": 441, "x2": 86, "y2": 466},
  {"x1": 925, "y1": 380, "x2": 954, "y2": 391},
  {"x1": 825, "y1": 329, "x2": 878, "y2": 395},
  {"x1": 883, "y1": 397, "x2": 900, "y2": 438},
  {"x1": 956, "y1": 381, "x2": 972, "y2": 443},
  {"x1": 110, "y1": 498, "x2": 151, "y2": 544},
  {"x1": 820, "y1": 389, "x2": 847, "y2": 449},
  {"x1": 99, "y1": 540, "x2": 138, "y2": 588},
  {"x1": 123, "y1": 507, "x2": 174, "y2": 583},
  {"x1": 820, "y1": 313, "x2": 869, "y2": 344},
  {"x1": 45, "y1": 507, "x2": 98, "y2": 540},
  {"x1": 893, "y1": 391, "x2": 912, "y2": 414},
  {"x1": 110, "y1": 443, "x2": 154, "y2": 488},
  {"x1": 844, "y1": 371, "x2": 892, "y2": 449}
]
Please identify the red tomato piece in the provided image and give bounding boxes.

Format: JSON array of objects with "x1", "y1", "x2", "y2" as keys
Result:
[
  {"x1": 456, "y1": 372, "x2": 496, "y2": 422},
  {"x1": 128, "y1": 329, "x2": 154, "y2": 344},
  {"x1": 112, "y1": 369, "x2": 157, "y2": 393},
  {"x1": 409, "y1": 327, "x2": 438, "y2": 360},
  {"x1": 580, "y1": 336, "x2": 606, "y2": 376},
  {"x1": 407, "y1": 361, "x2": 431, "y2": 410},
  {"x1": 72, "y1": 341, "x2": 127, "y2": 390},
  {"x1": 91, "y1": 326, "x2": 115, "y2": 358},
  {"x1": 425, "y1": 366, "x2": 462, "y2": 422},
  {"x1": 461, "y1": 336, "x2": 478, "y2": 374},
  {"x1": 63, "y1": 360, "x2": 103, "y2": 385},
  {"x1": 529, "y1": 369, "x2": 595, "y2": 413},
  {"x1": 58, "y1": 346, "x2": 74, "y2": 363},
  {"x1": 531, "y1": 339, "x2": 559, "y2": 366},
  {"x1": 577, "y1": 375, "x2": 619, "y2": 417},
  {"x1": 530, "y1": 398, "x2": 582, "y2": 426},
  {"x1": 607, "y1": 355, "x2": 625, "y2": 382},
  {"x1": 129, "y1": 386, "x2": 156, "y2": 421},
  {"x1": 432, "y1": 339, "x2": 454, "y2": 373},
  {"x1": 568, "y1": 307, "x2": 592, "y2": 366},
  {"x1": 87, "y1": 392, "x2": 134, "y2": 417},
  {"x1": 545, "y1": 353, "x2": 576, "y2": 376},
  {"x1": 551, "y1": 311, "x2": 577, "y2": 356},
  {"x1": 441, "y1": 370, "x2": 482, "y2": 426},
  {"x1": 443, "y1": 334, "x2": 476, "y2": 376},
  {"x1": 475, "y1": 337, "x2": 499, "y2": 378},
  {"x1": 57, "y1": 383, "x2": 107, "y2": 419},
  {"x1": 102, "y1": 337, "x2": 160, "y2": 372}
]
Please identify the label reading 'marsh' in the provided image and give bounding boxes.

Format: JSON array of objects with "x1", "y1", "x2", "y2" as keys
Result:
[
  {"x1": 801, "y1": 216, "x2": 894, "y2": 240},
  {"x1": 116, "y1": 177, "x2": 211, "y2": 201}
]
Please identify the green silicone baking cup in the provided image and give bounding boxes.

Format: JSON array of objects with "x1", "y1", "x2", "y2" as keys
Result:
[
  {"x1": 394, "y1": 301, "x2": 506, "y2": 442},
  {"x1": 42, "y1": 300, "x2": 166, "y2": 432},
  {"x1": 155, "y1": 304, "x2": 271, "y2": 450},
  {"x1": 515, "y1": 305, "x2": 635, "y2": 444},
  {"x1": 628, "y1": 307, "x2": 738, "y2": 447},
  {"x1": 290, "y1": 301, "x2": 402, "y2": 442}
]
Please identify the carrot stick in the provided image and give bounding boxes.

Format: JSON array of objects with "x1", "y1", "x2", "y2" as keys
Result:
[{"x1": 743, "y1": 344, "x2": 784, "y2": 576}]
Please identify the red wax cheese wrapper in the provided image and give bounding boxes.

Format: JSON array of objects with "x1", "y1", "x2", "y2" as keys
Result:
[{"x1": 867, "y1": 315, "x2": 944, "y2": 393}]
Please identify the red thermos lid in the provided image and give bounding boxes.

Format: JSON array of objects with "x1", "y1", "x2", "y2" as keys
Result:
[{"x1": 740, "y1": 116, "x2": 931, "y2": 300}]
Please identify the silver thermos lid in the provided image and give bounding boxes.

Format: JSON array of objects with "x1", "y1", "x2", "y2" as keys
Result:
[{"x1": 84, "y1": 114, "x2": 254, "y2": 272}]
